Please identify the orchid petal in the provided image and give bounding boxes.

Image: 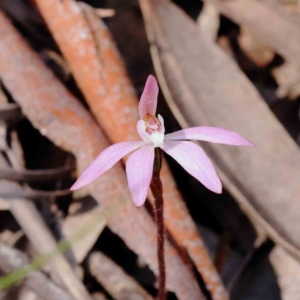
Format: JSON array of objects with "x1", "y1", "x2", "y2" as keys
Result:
[
  {"x1": 161, "y1": 141, "x2": 222, "y2": 193},
  {"x1": 71, "y1": 141, "x2": 145, "y2": 190},
  {"x1": 126, "y1": 144, "x2": 154, "y2": 206},
  {"x1": 165, "y1": 127, "x2": 254, "y2": 146},
  {"x1": 138, "y1": 75, "x2": 159, "y2": 118}
]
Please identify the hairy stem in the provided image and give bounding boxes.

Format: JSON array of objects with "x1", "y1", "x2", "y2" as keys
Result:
[{"x1": 150, "y1": 147, "x2": 166, "y2": 300}]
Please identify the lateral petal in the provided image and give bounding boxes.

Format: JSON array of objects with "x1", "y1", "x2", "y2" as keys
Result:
[
  {"x1": 126, "y1": 144, "x2": 155, "y2": 206},
  {"x1": 71, "y1": 141, "x2": 145, "y2": 190},
  {"x1": 165, "y1": 127, "x2": 254, "y2": 146},
  {"x1": 161, "y1": 140, "x2": 222, "y2": 193}
]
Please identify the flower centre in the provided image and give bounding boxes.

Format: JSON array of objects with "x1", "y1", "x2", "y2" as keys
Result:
[
  {"x1": 144, "y1": 113, "x2": 162, "y2": 134},
  {"x1": 143, "y1": 113, "x2": 165, "y2": 147}
]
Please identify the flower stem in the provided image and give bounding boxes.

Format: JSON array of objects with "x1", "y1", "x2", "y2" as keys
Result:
[{"x1": 150, "y1": 147, "x2": 166, "y2": 300}]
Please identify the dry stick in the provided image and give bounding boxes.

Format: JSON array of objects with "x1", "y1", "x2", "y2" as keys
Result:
[
  {"x1": 150, "y1": 148, "x2": 165, "y2": 300},
  {"x1": 0, "y1": 180, "x2": 71, "y2": 199}
]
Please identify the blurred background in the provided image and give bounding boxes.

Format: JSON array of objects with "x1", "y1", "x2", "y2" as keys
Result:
[{"x1": 0, "y1": 0, "x2": 300, "y2": 299}]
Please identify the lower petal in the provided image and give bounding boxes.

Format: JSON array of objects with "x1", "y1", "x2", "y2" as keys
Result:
[
  {"x1": 126, "y1": 144, "x2": 155, "y2": 206},
  {"x1": 161, "y1": 140, "x2": 222, "y2": 193},
  {"x1": 71, "y1": 141, "x2": 145, "y2": 190}
]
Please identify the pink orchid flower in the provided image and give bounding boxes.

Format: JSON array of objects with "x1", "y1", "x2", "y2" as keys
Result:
[{"x1": 71, "y1": 75, "x2": 254, "y2": 206}]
